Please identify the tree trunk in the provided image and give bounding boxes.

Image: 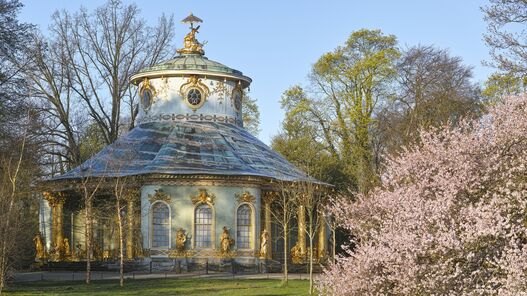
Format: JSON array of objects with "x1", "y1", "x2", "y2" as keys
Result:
[
  {"x1": 309, "y1": 220, "x2": 314, "y2": 295},
  {"x1": 332, "y1": 227, "x2": 336, "y2": 263},
  {"x1": 0, "y1": 140, "x2": 25, "y2": 294},
  {"x1": 116, "y1": 198, "x2": 124, "y2": 287},
  {"x1": 283, "y1": 222, "x2": 288, "y2": 284},
  {"x1": 85, "y1": 197, "x2": 92, "y2": 284}
]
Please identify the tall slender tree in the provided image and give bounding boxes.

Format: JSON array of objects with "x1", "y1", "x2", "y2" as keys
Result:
[{"x1": 25, "y1": 0, "x2": 176, "y2": 172}]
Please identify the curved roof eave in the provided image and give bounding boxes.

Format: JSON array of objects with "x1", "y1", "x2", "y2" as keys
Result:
[{"x1": 130, "y1": 70, "x2": 252, "y2": 87}]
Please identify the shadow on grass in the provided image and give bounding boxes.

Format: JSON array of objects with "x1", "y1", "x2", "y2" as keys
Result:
[{"x1": 4, "y1": 278, "x2": 310, "y2": 296}]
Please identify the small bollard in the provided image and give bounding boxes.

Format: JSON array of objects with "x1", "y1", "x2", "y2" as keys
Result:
[{"x1": 205, "y1": 260, "x2": 208, "y2": 275}]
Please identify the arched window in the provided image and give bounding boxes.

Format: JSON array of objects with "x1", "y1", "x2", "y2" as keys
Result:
[
  {"x1": 237, "y1": 204, "x2": 252, "y2": 249},
  {"x1": 152, "y1": 202, "x2": 170, "y2": 249},
  {"x1": 195, "y1": 204, "x2": 213, "y2": 248}
]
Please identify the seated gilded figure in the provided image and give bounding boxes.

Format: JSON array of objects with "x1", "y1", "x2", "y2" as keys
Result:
[
  {"x1": 176, "y1": 228, "x2": 187, "y2": 252},
  {"x1": 177, "y1": 25, "x2": 204, "y2": 55}
]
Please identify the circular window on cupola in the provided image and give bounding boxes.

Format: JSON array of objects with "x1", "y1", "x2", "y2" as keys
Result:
[
  {"x1": 179, "y1": 75, "x2": 209, "y2": 111},
  {"x1": 186, "y1": 88, "x2": 203, "y2": 107}
]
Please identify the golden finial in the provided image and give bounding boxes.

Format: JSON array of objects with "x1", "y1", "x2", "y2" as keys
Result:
[{"x1": 177, "y1": 13, "x2": 205, "y2": 55}]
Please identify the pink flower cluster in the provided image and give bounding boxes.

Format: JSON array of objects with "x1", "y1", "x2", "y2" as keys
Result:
[{"x1": 318, "y1": 95, "x2": 527, "y2": 295}]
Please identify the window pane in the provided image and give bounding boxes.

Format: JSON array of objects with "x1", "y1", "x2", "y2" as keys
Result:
[
  {"x1": 237, "y1": 205, "x2": 251, "y2": 249},
  {"x1": 195, "y1": 204, "x2": 212, "y2": 248},
  {"x1": 152, "y1": 202, "x2": 170, "y2": 248}
]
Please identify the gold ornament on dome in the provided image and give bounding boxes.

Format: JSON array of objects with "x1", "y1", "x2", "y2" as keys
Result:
[
  {"x1": 179, "y1": 75, "x2": 209, "y2": 111},
  {"x1": 190, "y1": 188, "x2": 215, "y2": 205},
  {"x1": 235, "y1": 191, "x2": 255, "y2": 204},
  {"x1": 148, "y1": 189, "x2": 171, "y2": 203},
  {"x1": 177, "y1": 13, "x2": 205, "y2": 55}
]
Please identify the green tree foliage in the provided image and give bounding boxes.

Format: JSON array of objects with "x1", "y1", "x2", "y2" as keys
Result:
[
  {"x1": 483, "y1": 72, "x2": 527, "y2": 101},
  {"x1": 242, "y1": 95, "x2": 261, "y2": 136},
  {"x1": 272, "y1": 86, "x2": 349, "y2": 189},
  {"x1": 482, "y1": 0, "x2": 527, "y2": 103},
  {"x1": 273, "y1": 29, "x2": 400, "y2": 193},
  {"x1": 274, "y1": 32, "x2": 484, "y2": 195},
  {"x1": 78, "y1": 123, "x2": 107, "y2": 165}
]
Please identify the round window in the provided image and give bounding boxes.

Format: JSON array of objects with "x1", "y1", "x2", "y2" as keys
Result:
[
  {"x1": 187, "y1": 88, "x2": 202, "y2": 106},
  {"x1": 141, "y1": 88, "x2": 153, "y2": 110}
]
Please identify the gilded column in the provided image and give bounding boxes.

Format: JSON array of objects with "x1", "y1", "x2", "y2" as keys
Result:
[
  {"x1": 126, "y1": 189, "x2": 139, "y2": 260},
  {"x1": 297, "y1": 204, "x2": 306, "y2": 254},
  {"x1": 262, "y1": 191, "x2": 276, "y2": 259},
  {"x1": 55, "y1": 196, "x2": 65, "y2": 253},
  {"x1": 43, "y1": 191, "x2": 66, "y2": 258},
  {"x1": 317, "y1": 215, "x2": 327, "y2": 260}
]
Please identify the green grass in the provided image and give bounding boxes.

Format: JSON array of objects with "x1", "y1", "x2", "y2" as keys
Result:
[{"x1": 3, "y1": 278, "x2": 310, "y2": 295}]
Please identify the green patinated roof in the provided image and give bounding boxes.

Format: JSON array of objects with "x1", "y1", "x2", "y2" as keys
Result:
[{"x1": 135, "y1": 54, "x2": 246, "y2": 77}]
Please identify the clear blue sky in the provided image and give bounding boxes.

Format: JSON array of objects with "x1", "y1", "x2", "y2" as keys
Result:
[{"x1": 19, "y1": 0, "x2": 493, "y2": 144}]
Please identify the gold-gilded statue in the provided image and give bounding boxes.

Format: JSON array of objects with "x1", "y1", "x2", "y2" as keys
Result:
[
  {"x1": 34, "y1": 232, "x2": 45, "y2": 260},
  {"x1": 259, "y1": 229, "x2": 269, "y2": 259},
  {"x1": 220, "y1": 227, "x2": 234, "y2": 255},
  {"x1": 291, "y1": 242, "x2": 305, "y2": 264},
  {"x1": 177, "y1": 14, "x2": 205, "y2": 55},
  {"x1": 176, "y1": 228, "x2": 187, "y2": 252},
  {"x1": 63, "y1": 238, "x2": 71, "y2": 257}
]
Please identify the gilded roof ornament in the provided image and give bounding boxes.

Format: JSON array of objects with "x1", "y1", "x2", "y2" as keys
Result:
[
  {"x1": 177, "y1": 13, "x2": 205, "y2": 56},
  {"x1": 148, "y1": 189, "x2": 171, "y2": 203},
  {"x1": 191, "y1": 188, "x2": 215, "y2": 204},
  {"x1": 236, "y1": 191, "x2": 255, "y2": 204}
]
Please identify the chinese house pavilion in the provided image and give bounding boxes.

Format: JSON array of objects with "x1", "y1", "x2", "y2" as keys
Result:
[{"x1": 37, "y1": 14, "x2": 329, "y2": 270}]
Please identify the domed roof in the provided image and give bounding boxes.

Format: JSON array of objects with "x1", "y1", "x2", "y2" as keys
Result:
[
  {"x1": 52, "y1": 121, "x2": 314, "y2": 183},
  {"x1": 139, "y1": 54, "x2": 243, "y2": 77},
  {"x1": 131, "y1": 53, "x2": 251, "y2": 87}
]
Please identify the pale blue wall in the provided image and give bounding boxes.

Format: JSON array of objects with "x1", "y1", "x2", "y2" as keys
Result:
[
  {"x1": 137, "y1": 77, "x2": 243, "y2": 126},
  {"x1": 39, "y1": 197, "x2": 52, "y2": 250},
  {"x1": 141, "y1": 184, "x2": 261, "y2": 255}
]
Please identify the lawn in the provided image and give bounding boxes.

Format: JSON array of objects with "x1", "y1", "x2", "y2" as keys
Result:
[{"x1": 3, "y1": 278, "x2": 311, "y2": 295}]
